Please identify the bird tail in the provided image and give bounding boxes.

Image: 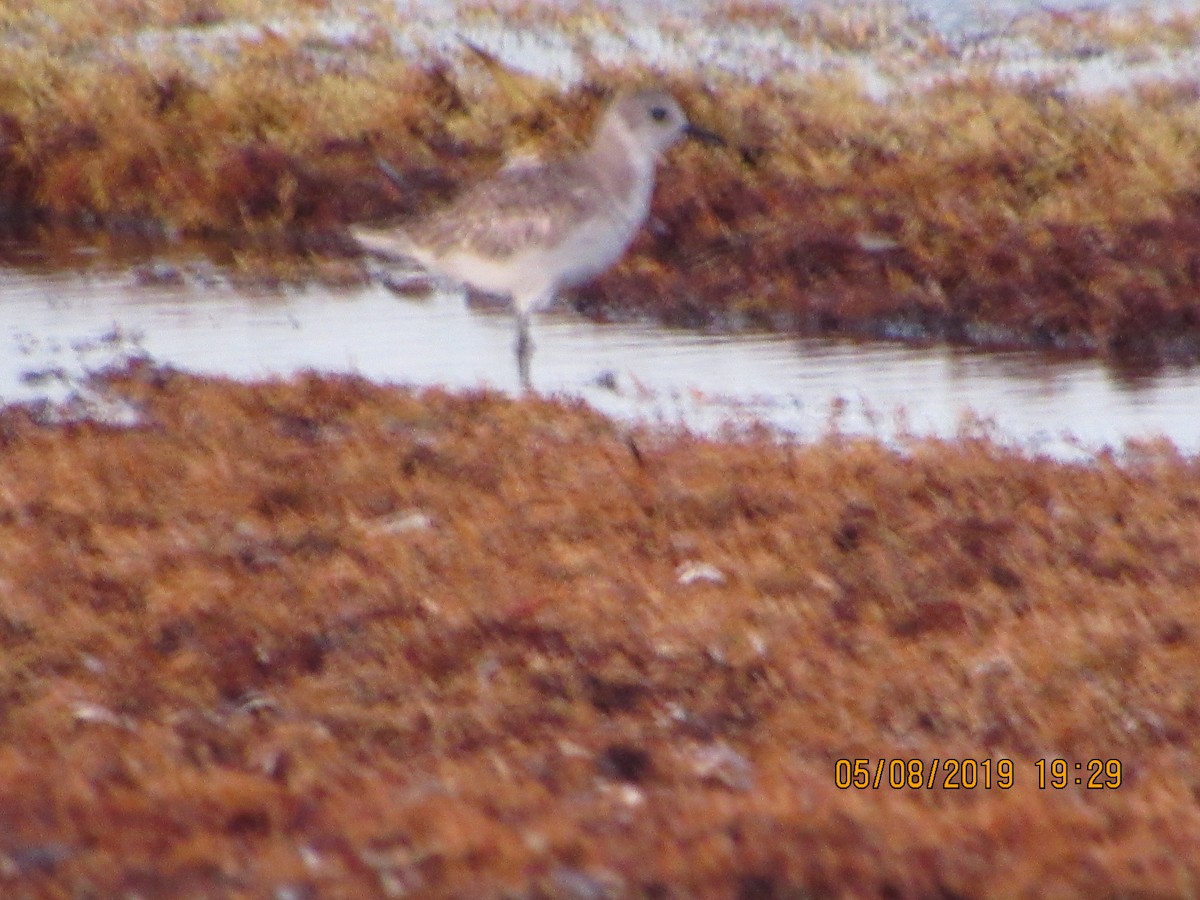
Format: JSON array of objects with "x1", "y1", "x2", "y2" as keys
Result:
[{"x1": 350, "y1": 225, "x2": 417, "y2": 261}]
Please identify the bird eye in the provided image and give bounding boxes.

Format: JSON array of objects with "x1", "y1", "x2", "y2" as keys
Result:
[{"x1": 650, "y1": 106, "x2": 668, "y2": 123}]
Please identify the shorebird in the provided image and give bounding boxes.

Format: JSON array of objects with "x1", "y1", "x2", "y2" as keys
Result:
[{"x1": 351, "y1": 88, "x2": 722, "y2": 387}]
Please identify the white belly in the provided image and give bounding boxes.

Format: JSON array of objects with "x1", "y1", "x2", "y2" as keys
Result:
[{"x1": 437, "y1": 182, "x2": 653, "y2": 313}]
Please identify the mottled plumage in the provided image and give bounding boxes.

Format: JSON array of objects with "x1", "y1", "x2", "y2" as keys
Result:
[
  {"x1": 352, "y1": 88, "x2": 722, "y2": 386},
  {"x1": 406, "y1": 160, "x2": 611, "y2": 260}
]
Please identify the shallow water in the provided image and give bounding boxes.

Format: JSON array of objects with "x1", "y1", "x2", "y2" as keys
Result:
[
  {"x1": 117, "y1": 0, "x2": 1200, "y2": 102},
  {"x1": 902, "y1": 0, "x2": 1192, "y2": 34},
  {"x1": 2, "y1": 267, "x2": 1197, "y2": 459}
]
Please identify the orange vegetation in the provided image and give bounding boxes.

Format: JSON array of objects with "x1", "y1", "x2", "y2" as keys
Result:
[
  {"x1": 3, "y1": 3, "x2": 1200, "y2": 361},
  {"x1": 0, "y1": 362, "x2": 1198, "y2": 895}
]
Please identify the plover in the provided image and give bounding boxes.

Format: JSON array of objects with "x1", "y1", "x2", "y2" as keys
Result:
[{"x1": 351, "y1": 88, "x2": 722, "y2": 387}]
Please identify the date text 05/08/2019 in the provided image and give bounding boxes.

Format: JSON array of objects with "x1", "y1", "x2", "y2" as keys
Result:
[{"x1": 833, "y1": 758, "x2": 1123, "y2": 791}]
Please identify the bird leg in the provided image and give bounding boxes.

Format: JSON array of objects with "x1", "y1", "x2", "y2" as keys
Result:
[{"x1": 515, "y1": 313, "x2": 534, "y2": 391}]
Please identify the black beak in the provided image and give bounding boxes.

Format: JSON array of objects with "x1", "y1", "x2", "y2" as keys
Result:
[{"x1": 685, "y1": 123, "x2": 725, "y2": 146}]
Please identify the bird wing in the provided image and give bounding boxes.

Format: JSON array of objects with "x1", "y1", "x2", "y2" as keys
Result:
[{"x1": 409, "y1": 160, "x2": 603, "y2": 260}]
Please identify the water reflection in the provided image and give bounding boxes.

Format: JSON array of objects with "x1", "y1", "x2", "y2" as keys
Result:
[{"x1": 0, "y1": 266, "x2": 1197, "y2": 459}]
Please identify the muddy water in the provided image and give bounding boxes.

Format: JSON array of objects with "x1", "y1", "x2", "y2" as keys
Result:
[{"x1": 2, "y1": 267, "x2": 1197, "y2": 459}]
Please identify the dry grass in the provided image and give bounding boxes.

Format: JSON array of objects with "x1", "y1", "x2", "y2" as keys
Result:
[
  {"x1": 3, "y1": 1, "x2": 1200, "y2": 360},
  {"x1": 0, "y1": 362, "x2": 1198, "y2": 895},
  {"x1": 1020, "y1": 6, "x2": 1200, "y2": 55}
]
